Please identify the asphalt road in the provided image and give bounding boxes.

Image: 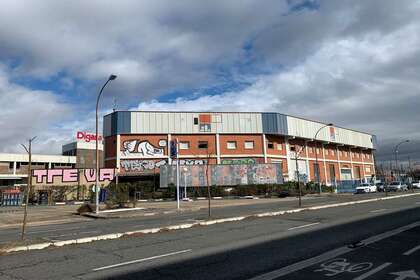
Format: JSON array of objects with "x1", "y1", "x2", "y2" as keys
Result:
[
  {"x1": 0, "y1": 194, "x2": 420, "y2": 280},
  {"x1": 0, "y1": 192, "x2": 411, "y2": 244}
]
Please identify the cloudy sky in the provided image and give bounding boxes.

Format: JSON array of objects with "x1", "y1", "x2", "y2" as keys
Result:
[{"x1": 0, "y1": 0, "x2": 419, "y2": 165}]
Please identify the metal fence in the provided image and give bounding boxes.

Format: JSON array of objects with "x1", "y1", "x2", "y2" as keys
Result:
[{"x1": 160, "y1": 163, "x2": 283, "y2": 188}]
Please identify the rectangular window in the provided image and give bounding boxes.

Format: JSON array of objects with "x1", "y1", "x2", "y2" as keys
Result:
[
  {"x1": 244, "y1": 141, "x2": 254, "y2": 149},
  {"x1": 199, "y1": 123, "x2": 211, "y2": 132},
  {"x1": 227, "y1": 141, "x2": 237, "y2": 150},
  {"x1": 365, "y1": 166, "x2": 371, "y2": 172},
  {"x1": 267, "y1": 142, "x2": 274, "y2": 149},
  {"x1": 277, "y1": 143, "x2": 282, "y2": 150},
  {"x1": 290, "y1": 146, "x2": 296, "y2": 152},
  {"x1": 325, "y1": 149, "x2": 329, "y2": 155},
  {"x1": 198, "y1": 141, "x2": 208, "y2": 149},
  {"x1": 339, "y1": 151, "x2": 343, "y2": 157},
  {"x1": 9, "y1": 162, "x2": 13, "y2": 169},
  {"x1": 309, "y1": 147, "x2": 313, "y2": 153},
  {"x1": 330, "y1": 150, "x2": 334, "y2": 156},
  {"x1": 362, "y1": 154, "x2": 365, "y2": 159},
  {"x1": 179, "y1": 142, "x2": 189, "y2": 150},
  {"x1": 193, "y1": 117, "x2": 199, "y2": 125},
  {"x1": 316, "y1": 148, "x2": 320, "y2": 155}
]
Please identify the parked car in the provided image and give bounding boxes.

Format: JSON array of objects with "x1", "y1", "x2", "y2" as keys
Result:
[
  {"x1": 387, "y1": 181, "x2": 408, "y2": 192},
  {"x1": 375, "y1": 182, "x2": 385, "y2": 192},
  {"x1": 411, "y1": 181, "x2": 420, "y2": 189},
  {"x1": 355, "y1": 183, "x2": 377, "y2": 194}
]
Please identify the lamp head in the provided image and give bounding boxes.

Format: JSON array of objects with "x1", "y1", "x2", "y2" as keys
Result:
[
  {"x1": 109, "y1": 74, "x2": 117, "y2": 81},
  {"x1": 327, "y1": 123, "x2": 334, "y2": 126}
]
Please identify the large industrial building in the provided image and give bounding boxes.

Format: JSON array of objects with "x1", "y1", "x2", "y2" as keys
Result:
[{"x1": 103, "y1": 111, "x2": 376, "y2": 186}]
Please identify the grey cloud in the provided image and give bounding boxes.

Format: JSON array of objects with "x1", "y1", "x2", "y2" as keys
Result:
[{"x1": 0, "y1": 0, "x2": 419, "y2": 161}]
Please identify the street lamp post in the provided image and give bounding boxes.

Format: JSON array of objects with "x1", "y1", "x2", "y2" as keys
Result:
[
  {"x1": 314, "y1": 123, "x2": 333, "y2": 194},
  {"x1": 394, "y1": 140, "x2": 409, "y2": 181},
  {"x1": 95, "y1": 74, "x2": 117, "y2": 214}
]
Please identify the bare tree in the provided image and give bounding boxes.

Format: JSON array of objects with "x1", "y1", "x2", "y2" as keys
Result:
[{"x1": 20, "y1": 136, "x2": 36, "y2": 240}]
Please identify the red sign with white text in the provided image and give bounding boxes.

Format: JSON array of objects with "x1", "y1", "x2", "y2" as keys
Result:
[{"x1": 76, "y1": 131, "x2": 103, "y2": 143}]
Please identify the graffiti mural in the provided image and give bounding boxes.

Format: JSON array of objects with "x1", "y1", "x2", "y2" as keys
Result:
[
  {"x1": 32, "y1": 168, "x2": 115, "y2": 185},
  {"x1": 160, "y1": 163, "x2": 283, "y2": 188},
  {"x1": 120, "y1": 158, "x2": 207, "y2": 173},
  {"x1": 121, "y1": 140, "x2": 164, "y2": 158},
  {"x1": 120, "y1": 159, "x2": 166, "y2": 172}
]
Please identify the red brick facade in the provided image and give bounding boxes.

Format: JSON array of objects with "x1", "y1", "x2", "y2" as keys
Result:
[{"x1": 107, "y1": 133, "x2": 375, "y2": 185}]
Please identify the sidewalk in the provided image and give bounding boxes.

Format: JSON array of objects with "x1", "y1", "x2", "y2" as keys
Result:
[
  {"x1": 0, "y1": 195, "x2": 324, "y2": 228},
  {"x1": 1, "y1": 192, "x2": 415, "y2": 228},
  {"x1": 0, "y1": 205, "x2": 90, "y2": 229}
]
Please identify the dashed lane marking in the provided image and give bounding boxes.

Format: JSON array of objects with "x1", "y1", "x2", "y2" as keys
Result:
[
  {"x1": 287, "y1": 223, "x2": 320, "y2": 231},
  {"x1": 92, "y1": 249, "x2": 192, "y2": 271},
  {"x1": 403, "y1": 245, "x2": 420, "y2": 256},
  {"x1": 370, "y1": 209, "x2": 387, "y2": 213}
]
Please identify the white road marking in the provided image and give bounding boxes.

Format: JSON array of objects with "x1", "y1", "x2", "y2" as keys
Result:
[
  {"x1": 143, "y1": 213, "x2": 157, "y2": 216},
  {"x1": 415, "y1": 202, "x2": 420, "y2": 205},
  {"x1": 403, "y1": 245, "x2": 420, "y2": 256},
  {"x1": 389, "y1": 269, "x2": 420, "y2": 280},
  {"x1": 370, "y1": 209, "x2": 387, "y2": 213},
  {"x1": 287, "y1": 223, "x2": 320, "y2": 231},
  {"x1": 248, "y1": 220, "x2": 420, "y2": 280},
  {"x1": 92, "y1": 249, "x2": 192, "y2": 271},
  {"x1": 352, "y1": 262, "x2": 392, "y2": 280},
  {"x1": 53, "y1": 230, "x2": 100, "y2": 238}
]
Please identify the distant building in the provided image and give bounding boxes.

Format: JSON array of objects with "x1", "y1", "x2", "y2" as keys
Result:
[
  {"x1": 0, "y1": 153, "x2": 76, "y2": 188},
  {"x1": 62, "y1": 131, "x2": 104, "y2": 169}
]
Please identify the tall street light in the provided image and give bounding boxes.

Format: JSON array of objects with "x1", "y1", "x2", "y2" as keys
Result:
[
  {"x1": 314, "y1": 123, "x2": 333, "y2": 194},
  {"x1": 95, "y1": 74, "x2": 117, "y2": 214},
  {"x1": 394, "y1": 139, "x2": 409, "y2": 180}
]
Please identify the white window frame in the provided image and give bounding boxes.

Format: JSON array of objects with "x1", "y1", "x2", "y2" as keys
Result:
[
  {"x1": 227, "y1": 141, "x2": 237, "y2": 150},
  {"x1": 244, "y1": 141, "x2": 254, "y2": 149},
  {"x1": 179, "y1": 141, "x2": 189, "y2": 150}
]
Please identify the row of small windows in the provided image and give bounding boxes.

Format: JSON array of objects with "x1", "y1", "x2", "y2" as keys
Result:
[
  {"x1": 179, "y1": 141, "x2": 256, "y2": 150},
  {"x1": 177, "y1": 140, "x2": 371, "y2": 158}
]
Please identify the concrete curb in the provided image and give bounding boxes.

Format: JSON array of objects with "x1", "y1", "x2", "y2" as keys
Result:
[{"x1": 2, "y1": 192, "x2": 419, "y2": 254}]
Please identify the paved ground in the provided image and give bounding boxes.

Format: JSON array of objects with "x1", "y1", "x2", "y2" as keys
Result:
[
  {"x1": 0, "y1": 196, "x2": 322, "y2": 228},
  {"x1": 0, "y1": 193, "x2": 419, "y2": 279},
  {"x1": 0, "y1": 192, "x2": 411, "y2": 245}
]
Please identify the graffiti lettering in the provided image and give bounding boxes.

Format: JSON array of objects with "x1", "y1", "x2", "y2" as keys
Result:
[
  {"x1": 172, "y1": 159, "x2": 207, "y2": 165},
  {"x1": 121, "y1": 140, "x2": 164, "y2": 158},
  {"x1": 221, "y1": 158, "x2": 256, "y2": 165},
  {"x1": 120, "y1": 159, "x2": 167, "y2": 172},
  {"x1": 32, "y1": 169, "x2": 115, "y2": 184}
]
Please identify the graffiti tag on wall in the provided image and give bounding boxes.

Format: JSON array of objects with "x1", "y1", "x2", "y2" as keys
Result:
[
  {"x1": 120, "y1": 159, "x2": 167, "y2": 172},
  {"x1": 121, "y1": 140, "x2": 164, "y2": 158},
  {"x1": 120, "y1": 159, "x2": 207, "y2": 172},
  {"x1": 32, "y1": 169, "x2": 115, "y2": 184},
  {"x1": 172, "y1": 159, "x2": 207, "y2": 165},
  {"x1": 221, "y1": 158, "x2": 256, "y2": 165}
]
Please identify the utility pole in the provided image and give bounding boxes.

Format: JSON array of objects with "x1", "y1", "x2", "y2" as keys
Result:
[{"x1": 21, "y1": 136, "x2": 36, "y2": 240}]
